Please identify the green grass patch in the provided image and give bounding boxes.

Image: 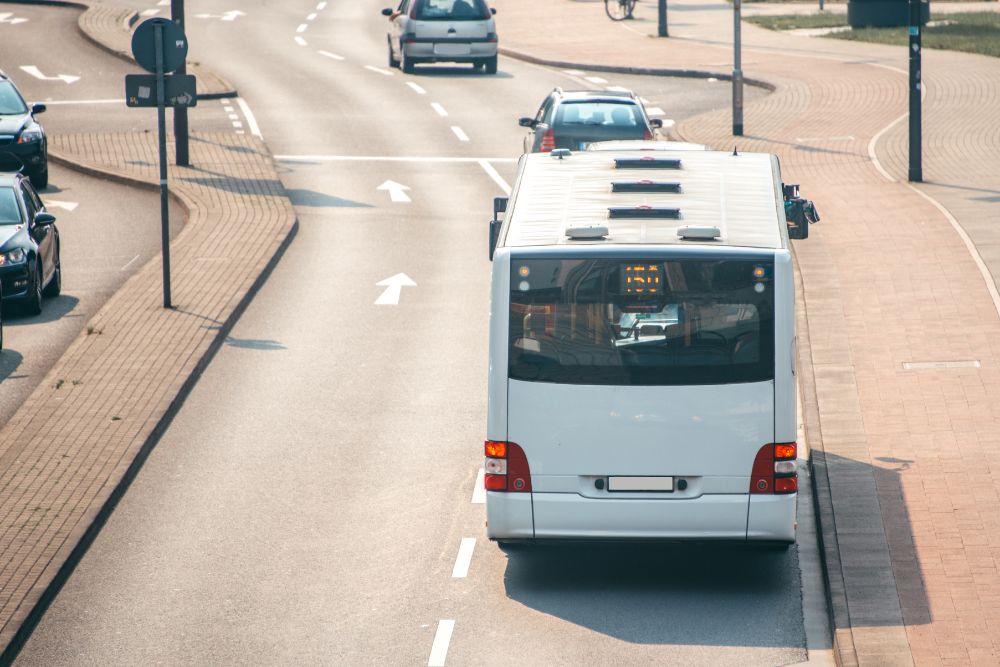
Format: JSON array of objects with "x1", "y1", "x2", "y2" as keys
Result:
[
  {"x1": 746, "y1": 12, "x2": 847, "y2": 30},
  {"x1": 830, "y1": 12, "x2": 1000, "y2": 58}
]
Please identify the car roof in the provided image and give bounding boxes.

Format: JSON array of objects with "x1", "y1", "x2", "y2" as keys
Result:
[
  {"x1": 0, "y1": 172, "x2": 24, "y2": 187},
  {"x1": 554, "y1": 88, "x2": 638, "y2": 102}
]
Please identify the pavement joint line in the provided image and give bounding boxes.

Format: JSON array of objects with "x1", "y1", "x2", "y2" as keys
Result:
[
  {"x1": 449, "y1": 126, "x2": 469, "y2": 142},
  {"x1": 451, "y1": 538, "x2": 475, "y2": 578},
  {"x1": 275, "y1": 155, "x2": 518, "y2": 163},
  {"x1": 477, "y1": 160, "x2": 511, "y2": 195},
  {"x1": 472, "y1": 469, "x2": 485, "y2": 503},
  {"x1": 428, "y1": 620, "x2": 455, "y2": 667}
]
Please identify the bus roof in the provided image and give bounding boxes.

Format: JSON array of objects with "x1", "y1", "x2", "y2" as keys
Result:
[{"x1": 501, "y1": 148, "x2": 787, "y2": 251}]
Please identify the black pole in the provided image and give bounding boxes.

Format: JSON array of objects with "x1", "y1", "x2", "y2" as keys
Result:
[
  {"x1": 733, "y1": 0, "x2": 744, "y2": 136},
  {"x1": 658, "y1": 0, "x2": 668, "y2": 37},
  {"x1": 154, "y1": 24, "x2": 172, "y2": 308},
  {"x1": 171, "y1": 0, "x2": 189, "y2": 167},
  {"x1": 908, "y1": 0, "x2": 922, "y2": 182}
]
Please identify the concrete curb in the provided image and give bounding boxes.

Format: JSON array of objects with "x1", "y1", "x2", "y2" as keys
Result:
[{"x1": 498, "y1": 46, "x2": 778, "y2": 91}]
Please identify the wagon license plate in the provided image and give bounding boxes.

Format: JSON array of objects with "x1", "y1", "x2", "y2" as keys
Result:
[
  {"x1": 434, "y1": 43, "x2": 471, "y2": 56},
  {"x1": 608, "y1": 476, "x2": 674, "y2": 492}
]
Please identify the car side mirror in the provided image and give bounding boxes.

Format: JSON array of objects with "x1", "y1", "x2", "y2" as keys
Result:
[
  {"x1": 34, "y1": 212, "x2": 56, "y2": 226},
  {"x1": 491, "y1": 7, "x2": 497, "y2": 14},
  {"x1": 31, "y1": 103, "x2": 46, "y2": 115},
  {"x1": 381, "y1": 7, "x2": 393, "y2": 15},
  {"x1": 649, "y1": 118, "x2": 663, "y2": 129},
  {"x1": 518, "y1": 117, "x2": 536, "y2": 128}
]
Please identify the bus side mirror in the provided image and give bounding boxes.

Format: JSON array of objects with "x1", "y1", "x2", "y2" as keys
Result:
[
  {"x1": 489, "y1": 196, "x2": 508, "y2": 261},
  {"x1": 784, "y1": 195, "x2": 819, "y2": 240}
]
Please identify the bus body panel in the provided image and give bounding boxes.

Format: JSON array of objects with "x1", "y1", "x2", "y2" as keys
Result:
[
  {"x1": 486, "y1": 250, "x2": 511, "y2": 442},
  {"x1": 747, "y1": 494, "x2": 797, "y2": 542},
  {"x1": 507, "y1": 379, "x2": 774, "y2": 481},
  {"x1": 486, "y1": 492, "x2": 534, "y2": 539},
  {"x1": 531, "y1": 493, "x2": 750, "y2": 539},
  {"x1": 773, "y1": 250, "x2": 796, "y2": 444}
]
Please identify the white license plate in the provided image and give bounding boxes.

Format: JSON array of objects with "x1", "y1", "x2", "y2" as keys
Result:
[
  {"x1": 608, "y1": 476, "x2": 674, "y2": 492},
  {"x1": 434, "y1": 43, "x2": 472, "y2": 56}
]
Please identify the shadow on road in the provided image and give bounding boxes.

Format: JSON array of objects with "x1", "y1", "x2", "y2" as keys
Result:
[
  {"x1": 3, "y1": 295, "x2": 80, "y2": 326},
  {"x1": 410, "y1": 65, "x2": 514, "y2": 79},
  {"x1": 0, "y1": 348, "x2": 24, "y2": 382}
]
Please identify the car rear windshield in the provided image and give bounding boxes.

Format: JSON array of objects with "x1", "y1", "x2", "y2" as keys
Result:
[
  {"x1": 554, "y1": 102, "x2": 644, "y2": 129},
  {"x1": 0, "y1": 82, "x2": 28, "y2": 115},
  {"x1": 509, "y1": 257, "x2": 775, "y2": 386},
  {"x1": 0, "y1": 188, "x2": 22, "y2": 225},
  {"x1": 413, "y1": 0, "x2": 490, "y2": 20}
]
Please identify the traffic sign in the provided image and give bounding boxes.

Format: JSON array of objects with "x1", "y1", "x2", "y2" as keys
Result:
[
  {"x1": 131, "y1": 17, "x2": 188, "y2": 74},
  {"x1": 125, "y1": 73, "x2": 197, "y2": 108}
]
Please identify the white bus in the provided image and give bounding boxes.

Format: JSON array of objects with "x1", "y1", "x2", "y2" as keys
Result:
[{"x1": 484, "y1": 146, "x2": 814, "y2": 547}]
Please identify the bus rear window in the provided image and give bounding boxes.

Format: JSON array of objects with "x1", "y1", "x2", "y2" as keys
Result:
[{"x1": 509, "y1": 258, "x2": 775, "y2": 386}]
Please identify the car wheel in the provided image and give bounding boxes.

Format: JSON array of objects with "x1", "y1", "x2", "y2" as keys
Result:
[
  {"x1": 388, "y1": 38, "x2": 400, "y2": 68},
  {"x1": 43, "y1": 243, "x2": 61, "y2": 298},
  {"x1": 31, "y1": 164, "x2": 48, "y2": 190},
  {"x1": 401, "y1": 51, "x2": 415, "y2": 74},
  {"x1": 484, "y1": 55, "x2": 498, "y2": 74},
  {"x1": 23, "y1": 263, "x2": 43, "y2": 316}
]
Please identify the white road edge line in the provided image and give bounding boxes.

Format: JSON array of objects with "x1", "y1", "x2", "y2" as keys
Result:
[
  {"x1": 41, "y1": 99, "x2": 123, "y2": 105},
  {"x1": 430, "y1": 102, "x2": 448, "y2": 117},
  {"x1": 451, "y1": 538, "x2": 476, "y2": 578},
  {"x1": 472, "y1": 468, "x2": 485, "y2": 503},
  {"x1": 450, "y1": 126, "x2": 469, "y2": 142},
  {"x1": 365, "y1": 65, "x2": 394, "y2": 76},
  {"x1": 295, "y1": 36, "x2": 307, "y2": 46},
  {"x1": 235, "y1": 97, "x2": 263, "y2": 139},
  {"x1": 296, "y1": 23, "x2": 308, "y2": 33},
  {"x1": 319, "y1": 50, "x2": 345, "y2": 61},
  {"x1": 428, "y1": 620, "x2": 455, "y2": 667},
  {"x1": 407, "y1": 82, "x2": 427, "y2": 95},
  {"x1": 477, "y1": 160, "x2": 511, "y2": 195},
  {"x1": 275, "y1": 155, "x2": 518, "y2": 163}
]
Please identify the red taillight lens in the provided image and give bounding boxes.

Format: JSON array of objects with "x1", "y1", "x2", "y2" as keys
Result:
[
  {"x1": 750, "y1": 443, "x2": 797, "y2": 495},
  {"x1": 483, "y1": 441, "x2": 532, "y2": 493},
  {"x1": 750, "y1": 444, "x2": 774, "y2": 494},
  {"x1": 540, "y1": 129, "x2": 555, "y2": 152},
  {"x1": 775, "y1": 477, "x2": 798, "y2": 494},
  {"x1": 643, "y1": 130, "x2": 653, "y2": 140}
]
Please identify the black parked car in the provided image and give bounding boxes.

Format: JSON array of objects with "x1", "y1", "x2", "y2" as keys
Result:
[
  {"x1": 0, "y1": 70, "x2": 48, "y2": 189},
  {"x1": 0, "y1": 171, "x2": 60, "y2": 315},
  {"x1": 519, "y1": 88, "x2": 662, "y2": 154}
]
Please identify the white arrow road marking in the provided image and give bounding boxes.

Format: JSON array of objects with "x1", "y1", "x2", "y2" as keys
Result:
[
  {"x1": 0, "y1": 12, "x2": 29, "y2": 24},
  {"x1": 46, "y1": 200, "x2": 79, "y2": 212},
  {"x1": 374, "y1": 273, "x2": 416, "y2": 305},
  {"x1": 20, "y1": 66, "x2": 79, "y2": 84},
  {"x1": 377, "y1": 180, "x2": 411, "y2": 203}
]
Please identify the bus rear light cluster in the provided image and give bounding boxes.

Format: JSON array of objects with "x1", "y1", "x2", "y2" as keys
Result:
[
  {"x1": 484, "y1": 440, "x2": 532, "y2": 492},
  {"x1": 750, "y1": 443, "x2": 797, "y2": 495}
]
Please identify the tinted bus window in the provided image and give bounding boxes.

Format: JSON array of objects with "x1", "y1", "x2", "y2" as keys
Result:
[{"x1": 509, "y1": 258, "x2": 775, "y2": 385}]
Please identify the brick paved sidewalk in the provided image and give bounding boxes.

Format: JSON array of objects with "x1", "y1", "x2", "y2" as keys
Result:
[{"x1": 498, "y1": 1, "x2": 1000, "y2": 665}]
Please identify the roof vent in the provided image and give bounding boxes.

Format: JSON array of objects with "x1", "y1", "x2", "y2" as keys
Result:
[
  {"x1": 677, "y1": 225, "x2": 721, "y2": 240},
  {"x1": 551, "y1": 148, "x2": 571, "y2": 160},
  {"x1": 611, "y1": 180, "x2": 681, "y2": 193},
  {"x1": 614, "y1": 157, "x2": 681, "y2": 170},
  {"x1": 608, "y1": 206, "x2": 681, "y2": 220},
  {"x1": 565, "y1": 225, "x2": 609, "y2": 240}
]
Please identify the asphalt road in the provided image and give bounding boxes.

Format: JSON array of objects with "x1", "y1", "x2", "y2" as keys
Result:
[{"x1": 14, "y1": 1, "x2": 810, "y2": 665}]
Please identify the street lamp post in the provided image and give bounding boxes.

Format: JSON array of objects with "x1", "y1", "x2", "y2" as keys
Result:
[
  {"x1": 733, "y1": 0, "x2": 744, "y2": 136},
  {"x1": 908, "y1": 0, "x2": 922, "y2": 182}
]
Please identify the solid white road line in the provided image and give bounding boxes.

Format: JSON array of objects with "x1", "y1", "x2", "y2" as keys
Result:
[
  {"x1": 275, "y1": 155, "x2": 518, "y2": 163},
  {"x1": 296, "y1": 23, "x2": 308, "y2": 32},
  {"x1": 472, "y1": 468, "x2": 485, "y2": 503},
  {"x1": 120, "y1": 254, "x2": 140, "y2": 271},
  {"x1": 584, "y1": 76, "x2": 607, "y2": 84},
  {"x1": 450, "y1": 126, "x2": 469, "y2": 142},
  {"x1": 563, "y1": 69, "x2": 585, "y2": 75},
  {"x1": 20, "y1": 66, "x2": 79, "y2": 84},
  {"x1": 407, "y1": 82, "x2": 427, "y2": 95},
  {"x1": 41, "y1": 98, "x2": 123, "y2": 105},
  {"x1": 140, "y1": 8, "x2": 159, "y2": 16},
  {"x1": 430, "y1": 102, "x2": 448, "y2": 117},
  {"x1": 295, "y1": 36, "x2": 307, "y2": 46},
  {"x1": 428, "y1": 620, "x2": 455, "y2": 667},
  {"x1": 307, "y1": 12, "x2": 317, "y2": 20},
  {"x1": 235, "y1": 97, "x2": 263, "y2": 138},
  {"x1": 365, "y1": 65, "x2": 394, "y2": 76},
  {"x1": 451, "y1": 538, "x2": 476, "y2": 578},
  {"x1": 605, "y1": 86, "x2": 630, "y2": 92},
  {"x1": 477, "y1": 160, "x2": 511, "y2": 195},
  {"x1": 319, "y1": 50, "x2": 345, "y2": 61}
]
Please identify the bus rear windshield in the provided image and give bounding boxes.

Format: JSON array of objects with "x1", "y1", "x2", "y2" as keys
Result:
[{"x1": 509, "y1": 258, "x2": 775, "y2": 386}]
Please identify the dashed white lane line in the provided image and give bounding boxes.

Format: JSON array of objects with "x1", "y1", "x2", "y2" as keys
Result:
[
  {"x1": 365, "y1": 65, "x2": 394, "y2": 76},
  {"x1": 563, "y1": 69, "x2": 585, "y2": 75},
  {"x1": 316, "y1": 1, "x2": 327, "y2": 8},
  {"x1": 472, "y1": 468, "x2": 485, "y2": 503},
  {"x1": 407, "y1": 82, "x2": 427, "y2": 95},
  {"x1": 295, "y1": 36, "x2": 307, "y2": 46},
  {"x1": 430, "y1": 102, "x2": 448, "y2": 117},
  {"x1": 319, "y1": 50, "x2": 345, "y2": 61},
  {"x1": 306, "y1": 12, "x2": 317, "y2": 20},
  {"x1": 235, "y1": 97, "x2": 263, "y2": 138},
  {"x1": 450, "y1": 126, "x2": 469, "y2": 142},
  {"x1": 228, "y1": 114, "x2": 239, "y2": 120},
  {"x1": 605, "y1": 85, "x2": 630, "y2": 92},
  {"x1": 233, "y1": 121, "x2": 243, "y2": 128},
  {"x1": 428, "y1": 620, "x2": 455, "y2": 667},
  {"x1": 584, "y1": 76, "x2": 608, "y2": 84},
  {"x1": 120, "y1": 254, "x2": 140, "y2": 271},
  {"x1": 296, "y1": 23, "x2": 308, "y2": 33},
  {"x1": 451, "y1": 538, "x2": 476, "y2": 578},
  {"x1": 478, "y1": 160, "x2": 511, "y2": 195},
  {"x1": 224, "y1": 105, "x2": 234, "y2": 112},
  {"x1": 646, "y1": 107, "x2": 666, "y2": 117},
  {"x1": 220, "y1": 98, "x2": 230, "y2": 104},
  {"x1": 156, "y1": 0, "x2": 169, "y2": 5}
]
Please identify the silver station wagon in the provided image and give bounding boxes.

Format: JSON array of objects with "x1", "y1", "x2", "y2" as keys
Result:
[{"x1": 382, "y1": 0, "x2": 499, "y2": 74}]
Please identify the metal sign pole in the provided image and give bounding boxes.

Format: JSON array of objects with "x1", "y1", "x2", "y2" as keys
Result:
[
  {"x1": 908, "y1": 0, "x2": 922, "y2": 182},
  {"x1": 171, "y1": 0, "x2": 189, "y2": 166},
  {"x1": 154, "y1": 24, "x2": 173, "y2": 308},
  {"x1": 658, "y1": 0, "x2": 668, "y2": 37},
  {"x1": 733, "y1": 0, "x2": 744, "y2": 136}
]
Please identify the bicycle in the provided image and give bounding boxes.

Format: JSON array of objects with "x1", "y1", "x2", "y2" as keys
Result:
[{"x1": 605, "y1": 0, "x2": 637, "y2": 21}]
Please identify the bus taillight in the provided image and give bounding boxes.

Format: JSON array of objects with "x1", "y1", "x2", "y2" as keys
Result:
[
  {"x1": 750, "y1": 443, "x2": 797, "y2": 495},
  {"x1": 484, "y1": 440, "x2": 533, "y2": 493}
]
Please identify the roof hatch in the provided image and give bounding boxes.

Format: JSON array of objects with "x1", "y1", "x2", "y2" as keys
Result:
[
  {"x1": 677, "y1": 225, "x2": 721, "y2": 240},
  {"x1": 565, "y1": 225, "x2": 609, "y2": 239},
  {"x1": 614, "y1": 157, "x2": 682, "y2": 170},
  {"x1": 608, "y1": 206, "x2": 681, "y2": 220},
  {"x1": 611, "y1": 180, "x2": 681, "y2": 194}
]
